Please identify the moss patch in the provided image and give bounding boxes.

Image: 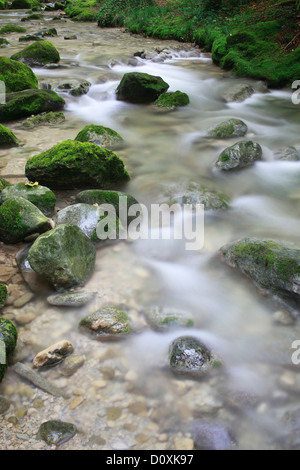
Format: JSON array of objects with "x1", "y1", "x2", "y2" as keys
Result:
[
  {"x1": 0, "y1": 124, "x2": 18, "y2": 148},
  {"x1": 0, "y1": 284, "x2": 7, "y2": 308},
  {"x1": 0, "y1": 56, "x2": 38, "y2": 94}
]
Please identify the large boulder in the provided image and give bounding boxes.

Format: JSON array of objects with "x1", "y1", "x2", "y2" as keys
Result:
[
  {"x1": 25, "y1": 140, "x2": 130, "y2": 189},
  {"x1": 74, "y1": 125, "x2": 123, "y2": 149},
  {"x1": 116, "y1": 72, "x2": 169, "y2": 103},
  {"x1": 0, "y1": 124, "x2": 18, "y2": 148},
  {"x1": 0, "y1": 89, "x2": 65, "y2": 122},
  {"x1": 0, "y1": 182, "x2": 56, "y2": 216},
  {"x1": 10, "y1": 41, "x2": 60, "y2": 67},
  {"x1": 208, "y1": 118, "x2": 248, "y2": 138},
  {"x1": 219, "y1": 238, "x2": 300, "y2": 303},
  {"x1": 215, "y1": 141, "x2": 262, "y2": 171},
  {"x1": 0, "y1": 196, "x2": 51, "y2": 244},
  {"x1": 27, "y1": 224, "x2": 96, "y2": 290},
  {"x1": 0, "y1": 318, "x2": 18, "y2": 383},
  {"x1": 0, "y1": 56, "x2": 38, "y2": 94}
]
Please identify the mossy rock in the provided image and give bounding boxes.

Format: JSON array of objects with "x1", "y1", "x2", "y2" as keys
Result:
[
  {"x1": 0, "y1": 0, "x2": 8, "y2": 9},
  {"x1": 169, "y1": 336, "x2": 219, "y2": 378},
  {"x1": 57, "y1": 79, "x2": 91, "y2": 96},
  {"x1": 27, "y1": 224, "x2": 96, "y2": 291},
  {"x1": 166, "y1": 182, "x2": 230, "y2": 211},
  {"x1": 0, "y1": 178, "x2": 11, "y2": 191},
  {"x1": 0, "y1": 56, "x2": 38, "y2": 94},
  {"x1": 38, "y1": 420, "x2": 76, "y2": 446},
  {"x1": 0, "y1": 182, "x2": 56, "y2": 216},
  {"x1": 10, "y1": 0, "x2": 40, "y2": 9},
  {"x1": 0, "y1": 124, "x2": 18, "y2": 148},
  {"x1": 116, "y1": 72, "x2": 169, "y2": 103},
  {"x1": 220, "y1": 238, "x2": 300, "y2": 303},
  {"x1": 208, "y1": 119, "x2": 247, "y2": 139},
  {"x1": 0, "y1": 284, "x2": 7, "y2": 308},
  {"x1": 19, "y1": 35, "x2": 44, "y2": 42},
  {"x1": 35, "y1": 28, "x2": 57, "y2": 38},
  {"x1": 75, "y1": 189, "x2": 140, "y2": 225},
  {"x1": 215, "y1": 141, "x2": 262, "y2": 171},
  {"x1": 0, "y1": 318, "x2": 17, "y2": 383},
  {"x1": 0, "y1": 89, "x2": 65, "y2": 122},
  {"x1": 21, "y1": 13, "x2": 43, "y2": 21},
  {"x1": 11, "y1": 41, "x2": 60, "y2": 67},
  {"x1": 25, "y1": 139, "x2": 130, "y2": 189},
  {"x1": 74, "y1": 125, "x2": 123, "y2": 148},
  {"x1": 153, "y1": 90, "x2": 189, "y2": 110},
  {"x1": 0, "y1": 38, "x2": 9, "y2": 47},
  {"x1": 0, "y1": 25, "x2": 26, "y2": 34},
  {"x1": 0, "y1": 196, "x2": 51, "y2": 244},
  {"x1": 22, "y1": 111, "x2": 65, "y2": 128},
  {"x1": 223, "y1": 84, "x2": 255, "y2": 103},
  {"x1": 79, "y1": 306, "x2": 131, "y2": 340},
  {"x1": 54, "y1": 2, "x2": 64, "y2": 10},
  {"x1": 142, "y1": 306, "x2": 194, "y2": 331}
]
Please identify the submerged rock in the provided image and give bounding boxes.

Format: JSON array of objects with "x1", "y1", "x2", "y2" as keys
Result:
[
  {"x1": 274, "y1": 147, "x2": 299, "y2": 161},
  {"x1": 215, "y1": 141, "x2": 262, "y2": 171},
  {"x1": 168, "y1": 336, "x2": 219, "y2": 377},
  {"x1": 223, "y1": 83, "x2": 255, "y2": 103},
  {"x1": 165, "y1": 182, "x2": 229, "y2": 211},
  {"x1": 74, "y1": 124, "x2": 123, "y2": 148},
  {"x1": 47, "y1": 291, "x2": 94, "y2": 307},
  {"x1": 0, "y1": 89, "x2": 65, "y2": 122},
  {"x1": 116, "y1": 72, "x2": 169, "y2": 103},
  {"x1": 33, "y1": 340, "x2": 74, "y2": 368},
  {"x1": 25, "y1": 140, "x2": 130, "y2": 189},
  {"x1": 0, "y1": 196, "x2": 51, "y2": 244},
  {"x1": 10, "y1": 41, "x2": 60, "y2": 67},
  {"x1": 27, "y1": 224, "x2": 96, "y2": 291},
  {"x1": 153, "y1": 90, "x2": 189, "y2": 110},
  {"x1": 142, "y1": 306, "x2": 194, "y2": 331},
  {"x1": 0, "y1": 56, "x2": 38, "y2": 94},
  {"x1": 57, "y1": 80, "x2": 91, "y2": 96},
  {"x1": 38, "y1": 420, "x2": 76, "y2": 446},
  {"x1": 0, "y1": 182, "x2": 56, "y2": 216},
  {"x1": 220, "y1": 238, "x2": 300, "y2": 304},
  {"x1": 208, "y1": 118, "x2": 247, "y2": 138},
  {"x1": 185, "y1": 420, "x2": 235, "y2": 450},
  {"x1": 0, "y1": 318, "x2": 18, "y2": 383},
  {"x1": 22, "y1": 111, "x2": 65, "y2": 128},
  {"x1": 79, "y1": 306, "x2": 131, "y2": 340},
  {"x1": 0, "y1": 124, "x2": 18, "y2": 148}
]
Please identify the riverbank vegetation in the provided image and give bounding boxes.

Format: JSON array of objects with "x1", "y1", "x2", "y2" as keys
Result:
[{"x1": 66, "y1": 0, "x2": 300, "y2": 87}]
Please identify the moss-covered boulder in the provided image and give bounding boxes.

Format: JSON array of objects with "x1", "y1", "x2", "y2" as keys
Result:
[
  {"x1": 74, "y1": 125, "x2": 123, "y2": 149},
  {"x1": 25, "y1": 140, "x2": 130, "y2": 189},
  {"x1": 11, "y1": 41, "x2": 60, "y2": 67},
  {"x1": 153, "y1": 90, "x2": 189, "y2": 110},
  {"x1": 19, "y1": 35, "x2": 44, "y2": 42},
  {"x1": 215, "y1": 141, "x2": 262, "y2": 171},
  {"x1": 142, "y1": 306, "x2": 194, "y2": 331},
  {"x1": 0, "y1": 196, "x2": 51, "y2": 244},
  {"x1": 10, "y1": 0, "x2": 40, "y2": 9},
  {"x1": 27, "y1": 224, "x2": 96, "y2": 290},
  {"x1": 0, "y1": 124, "x2": 18, "y2": 148},
  {"x1": 0, "y1": 25, "x2": 26, "y2": 34},
  {"x1": 0, "y1": 38, "x2": 9, "y2": 47},
  {"x1": 22, "y1": 111, "x2": 65, "y2": 128},
  {"x1": 75, "y1": 189, "x2": 139, "y2": 225},
  {"x1": 35, "y1": 28, "x2": 57, "y2": 38},
  {"x1": 0, "y1": 56, "x2": 38, "y2": 94},
  {"x1": 116, "y1": 72, "x2": 169, "y2": 103},
  {"x1": 0, "y1": 89, "x2": 65, "y2": 122},
  {"x1": 169, "y1": 336, "x2": 219, "y2": 378},
  {"x1": 0, "y1": 182, "x2": 56, "y2": 216},
  {"x1": 220, "y1": 238, "x2": 300, "y2": 303},
  {"x1": 0, "y1": 177, "x2": 11, "y2": 191},
  {"x1": 79, "y1": 306, "x2": 131, "y2": 340},
  {"x1": 208, "y1": 119, "x2": 248, "y2": 138},
  {"x1": 0, "y1": 318, "x2": 18, "y2": 383},
  {"x1": 0, "y1": 284, "x2": 7, "y2": 308},
  {"x1": 165, "y1": 182, "x2": 230, "y2": 211}
]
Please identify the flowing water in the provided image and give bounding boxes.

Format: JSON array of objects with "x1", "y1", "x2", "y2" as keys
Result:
[{"x1": 1, "y1": 11, "x2": 300, "y2": 450}]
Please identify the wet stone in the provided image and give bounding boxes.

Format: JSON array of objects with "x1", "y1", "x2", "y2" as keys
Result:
[
  {"x1": 141, "y1": 305, "x2": 194, "y2": 331},
  {"x1": 47, "y1": 291, "x2": 94, "y2": 308},
  {"x1": 60, "y1": 355, "x2": 85, "y2": 376},
  {"x1": 38, "y1": 420, "x2": 77, "y2": 446},
  {"x1": 33, "y1": 340, "x2": 74, "y2": 368},
  {"x1": 185, "y1": 419, "x2": 235, "y2": 450},
  {"x1": 106, "y1": 406, "x2": 122, "y2": 421}
]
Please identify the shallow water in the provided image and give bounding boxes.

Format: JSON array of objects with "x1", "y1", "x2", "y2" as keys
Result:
[{"x1": 0, "y1": 12, "x2": 300, "y2": 450}]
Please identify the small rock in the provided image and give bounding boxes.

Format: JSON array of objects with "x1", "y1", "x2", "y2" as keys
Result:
[
  {"x1": 13, "y1": 292, "x2": 34, "y2": 308},
  {"x1": 69, "y1": 396, "x2": 84, "y2": 409},
  {"x1": 33, "y1": 340, "x2": 74, "y2": 368},
  {"x1": 60, "y1": 355, "x2": 85, "y2": 376},
  {"x1": 38, "y1": 420, "x2": 77, "y2": 446},
  {"x1": 106, "y1": 406, "x2": 122, "y2": 420},
  {"x1": 79, "y1": 306, "x2": 131, "y2": 340},
  {"x1": 47, "y1": 291, "x2": 94, "y2": 308}
]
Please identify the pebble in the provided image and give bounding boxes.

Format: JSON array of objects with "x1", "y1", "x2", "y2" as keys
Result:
[
  {"x1": 128, "y1": 402, "x2": 148, "y2": 416},
  {"x1": 94, "y1": 379, "x2": 107, "y2": 389},
  {"x1": 33, "y1": 340, "x2": 74, "y2": 368},
  {"x1": 14, "y1": 292, "x2": 34, "y2": 308},
  {"x1": 173, "y1": 436, "x2": 194, "y2": 450},
  {"x1": 106, "y1": 407, "x2": 122, "y2": 420},
  {"x1": 60, "y1": 355, "x2": 85, "y2": 376},
  {"x1": 69, "y1": 396, "x2": 84, "y2": 409}
]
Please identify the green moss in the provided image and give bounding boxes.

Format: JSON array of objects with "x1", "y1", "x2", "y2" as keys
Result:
[
  {"x1": 0, "y1": 0, "x2": 8, "y2": 9},
  {"x1": 11, "y1": 41, "x2": 60, "y2": 67},
  {"x1": 0, "y1": 89, "x2": 65, "y2": 122},
  {"x1": 0, "y1": 56, "x2": 38, "y2": 94},
  {"x1": 154, "y1": 90, "x2": 189, "y2": 109},
  {"x1": 10, "y1": 0, "x2": 40, "y2": 9},
  {"x1": 0, "y1": 38, "x2": 9, "y2": 47},
  {"x1": 0, "y1": 284, "x2": 7, "y2": 308},
  {"x1": 0, "y1": 182, "x2": 56, "y2": 216},
  {"x1": 0, "y1": 25, "x2": 26, "y2": 34},
  {"x1": 25, "y1": 139, "x2": 130, "y2": 189},
  {"x1": 116, "y1": 72, "x2": 169, "y2": 103},
  {"x1": 0, "y1": 178, "x2": 11, "y2": 191},
  {"x1": 23, "y1": 111, "x2": 65, "y2": 128},
  {"x1": 21, "y1": 13, "x2": 43, "y2": 21},
  {"x1": 0, "y1": 124, "x2": 18, "y2": 147},
  {"x1": 0, "y1": 317, "x2": 18, "y2": 358}
]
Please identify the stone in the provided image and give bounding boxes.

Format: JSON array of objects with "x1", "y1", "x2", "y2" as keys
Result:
[
  {"x1": 33, "y1": 340, "x2": 74, "y2": 368},
  {"x1": 0, "y1": 318, "x2": 18, "y2": 383},
  {"x1": 38, "y1": 420, "x2": 76, "y2": 446},
  {"x1": 27, "y1": 224, "x2": 96, "y2": 291},
  {"x1": 116, "y1": 72, "x2": 169, "y2": 103},
  {"x1": 185, "y1": 419, "x2": 235, "y2": 450},
  {"x1": 16, "y1": 244, "x2": 52, "y2": 293},
  {"x1": 0, "y1": 396, "x2": 10, "y2": 414},
  {"x1": 22, "y1": 112, "x2": 65, "y2": 128},
  {"x1": 25, "y1": 140, "x2": 130, "y2": 189},
  {"x1": 0, "y1": 89, "x2": 65, "y2": 122},
  {"x1": 165, "y1": 182, "x2": 229, "y2": 211},
  {"x1": 47, "y1": 291, "x2": 94, "y2": 308},
  {"x1": 223, "y1": 84, "x2": 255, "y2": 103},
  {"x1": 0, "y1": 197, "x2": 51, "y2": 244},
  {"x1": 0, "y1": 124, "x2": 18, "y2": 148},
  {"x1": 55, "y1": 203, "x2": 101, "y2": 239},
  {"x1": 274, "y1": 147, "x2": 299, "y2": 161},
  {"x1": 215, "y1": 141, "x2": 262, "y2": 171},
  {"x1": 57, "y1": 80, "x2": 91, "y2": 96},
  {"x1": 60, "y1": 355, "x2": 85, "y2": 376},
  {"x1": 141, "y1": 306, "x2": 194, "y2": 331},
  {"x1": 208, "y1": 118, "x2": 248, "y2": 138},
  {"x1": 10, "y1": 41, "x2": 60, "y2": 68},
  {"x1": 79, "y1": 306, "x2": 131, "y2": 340},
  {"x1": 0, "y1": 56, "x2": 38, "y2": 94},
  {"x1": 153, "y1": 90, "x2": 189, "y2": 110},
  {"x1": 0, "y1": 182, "x2": 56, "y2": 216},
  {"x1": 74, "y1": 124, "x2": 123, "y2": 148}
]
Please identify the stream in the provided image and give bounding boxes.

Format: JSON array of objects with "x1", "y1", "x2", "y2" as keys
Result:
[{"x1": 1, "y1": 10, "x2": 300, "y2": 450}]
